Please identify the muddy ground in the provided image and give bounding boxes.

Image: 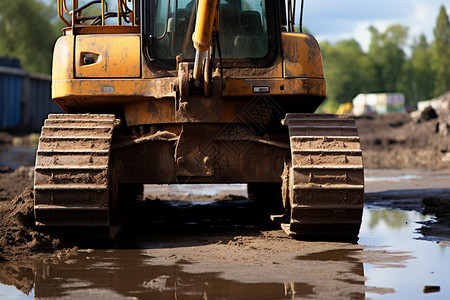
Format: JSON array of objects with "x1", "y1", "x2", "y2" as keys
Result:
[
  {"x1": 364, "y1": 169, "x2": 450, "y2": 244},
  {"x1": 0, "y1": 189, "x2": 77, "y2": 262},
  {"x1": 0, "y1": 111, "x2": 450, "y2": 260},
  {"x1": 0, "y1": 188, "x2": 423, "y2": 298},
  {"x1": 0, "y1": 132, "x2": 35, "y2": 202},
  {"x1": 1, "y1": 114, "x2": 450, "y2": 298},
  {"x1": 356, "y1": 110, "x2": 450, "y2": 170}
]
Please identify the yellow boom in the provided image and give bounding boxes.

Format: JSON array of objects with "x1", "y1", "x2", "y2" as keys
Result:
[{"x1": 192, "y1": 0, "x2": 218, "y2": 81}]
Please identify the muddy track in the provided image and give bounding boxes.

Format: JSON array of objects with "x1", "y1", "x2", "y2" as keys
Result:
[
  {"x1": 34, "y1": 114, "x2": 117, "y2": 231},
  {"x1": 282, "y1": 114, "x2": 364, "y2": 238}
]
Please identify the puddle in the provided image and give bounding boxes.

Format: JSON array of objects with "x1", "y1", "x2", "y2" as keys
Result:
[
  {"x1": 0, "y1": 146, "x2": 36, "y2": 170},
  {"x1": 1, "y1": 174, "x2": 450, "y2": 298},
  {"x1": 0, "y1": 251, "x2": 314, "y2": 299},
  {"x1": 365, "y1": 174, "x2": 420, "y2": 182},
  {"x1": 360, "y1": 208, "x2": 449, "y2": 299},
  {"x1": 0, "y1": 205, "x2": 448, "y2": 299}
]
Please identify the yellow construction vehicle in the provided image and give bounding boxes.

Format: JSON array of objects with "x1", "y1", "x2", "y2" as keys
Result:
[
  {"x1": 336, "y1": 102, "x2": 353, "y2": 114},
  {"x1": 34, "y1": 0, "x2": 364, "y2": 240}
]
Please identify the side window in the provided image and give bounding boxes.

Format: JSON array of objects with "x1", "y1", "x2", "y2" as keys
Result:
[{"x1": 219, "y1": 0, "x2": 268, "y2": 58}]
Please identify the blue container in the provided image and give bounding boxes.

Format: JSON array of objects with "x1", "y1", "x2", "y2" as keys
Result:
[
  {"x1": 0, "y1": 60, "x2": 63, "y2": 131},
  {"x1": 0, "y1": 72, "x2": 23, "y2": 129},
  {"x1": 23, "y1": 75, "x2": 62, "y2": 131},
  {"x1": 0, "y1": 58, "x2": 20, "y2": 69}
]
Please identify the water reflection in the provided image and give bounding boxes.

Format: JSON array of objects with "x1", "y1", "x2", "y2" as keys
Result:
[
  {"x1": 0, "y1": 206, "x2": 449, "y2": 299},
  {"x1": 364, "y1": 208, "x2": 428, "y2": 230},
  {"x1": 1, "y1": 250, "x2": 315, "y2": 299},
  {"x1": 360, "y1": 208, "x2": 449, "y2": 299},
  {"x1": 297, "y1": 249, "x2": 365, "y2": 280}
]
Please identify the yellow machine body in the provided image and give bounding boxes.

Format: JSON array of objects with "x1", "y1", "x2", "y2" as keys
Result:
[
  {"x1": 34, "y1": 1, "x2": 364, "y2": 241},
  {"x1": 52, "y1": 22, "x2": 326, "y2": 126}
]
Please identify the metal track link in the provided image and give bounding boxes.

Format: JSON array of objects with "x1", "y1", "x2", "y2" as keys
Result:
[
  {"x1": 34, "y1": 114, "x2": 116, "y2": 230},
  {"x1": 282, "y1": 113, "x2": 364, "y2": 239}
]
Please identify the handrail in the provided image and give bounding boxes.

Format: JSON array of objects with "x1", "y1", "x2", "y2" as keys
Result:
[
  {"x1": 57, "y1": 0, "x2": 134, "y2": 27},
  {"x1": 58, "y1": 0, "x2": 70, "y2": 26},
  {"x1": 101, "y1": 0, "x2": 105, "y2": 25},
  {"x1": 63, "y1": 0, "x2": 70, "y2": 14}
]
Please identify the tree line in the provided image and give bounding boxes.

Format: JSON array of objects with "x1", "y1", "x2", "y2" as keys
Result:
[
  {"x1": 0, "y1": 0, "x2": 63, "y2": 74},
  {"x1": 320, "y1": 5, "x2": 450, "y2": 111}
]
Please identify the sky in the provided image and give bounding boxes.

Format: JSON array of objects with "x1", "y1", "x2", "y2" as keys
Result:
[{"x1": 301, "y1": 0, "x2": 449, "y2": 52}]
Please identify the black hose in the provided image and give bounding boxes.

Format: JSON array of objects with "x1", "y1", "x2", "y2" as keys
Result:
[
  {"x1": 214, "y1": 30, "x2": 223, "y2": 89},
  {"x1": 300, "y1": 0, "x2": 304, "y2": 33},
  {"x1": 73, "y1": 0, "x2": 101, "y2": 14}
]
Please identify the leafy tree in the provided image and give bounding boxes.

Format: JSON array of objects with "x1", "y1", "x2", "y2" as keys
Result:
[
  {"x1": 410, "y1": 34, "x2": 437, "y2": 100},
  {"x1": 367, "y1": 25, "x2": 408, "y2": 93},
  {"x1": 321, "y1": 39, "x2": 373, "y2": 103},
  {"x1": 433, "y1": 5, "x2": 450, "y2": 94},
  {"x1": 0, "y1": 0, "x2": 60, "y2": 74}
]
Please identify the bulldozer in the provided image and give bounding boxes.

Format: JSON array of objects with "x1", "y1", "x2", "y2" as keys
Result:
[{"x1": 34, "y1": 0, "x2": 364, "y2": 240}]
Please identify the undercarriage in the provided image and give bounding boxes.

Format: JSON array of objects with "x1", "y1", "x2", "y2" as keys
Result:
[{"x1": 34, "y1": 113, "x2": 364, "y2": 240}]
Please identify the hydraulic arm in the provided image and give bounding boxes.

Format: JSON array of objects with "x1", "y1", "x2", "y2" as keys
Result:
[{"x1": 191, "y1": 0, "x2": 218, "y2": 82}]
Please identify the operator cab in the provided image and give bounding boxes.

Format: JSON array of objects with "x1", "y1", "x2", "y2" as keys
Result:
[{"x1": 142, "y1": 0, "x2": 279, "y2": 68}]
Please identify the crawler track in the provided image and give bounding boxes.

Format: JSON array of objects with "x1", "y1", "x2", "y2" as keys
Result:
[
  {"x1": 282, "y1": 113, "x2": 364, "y2": 239},
  {"x1": 34, "y1": 114, "x2": 117, "y2": 235}
]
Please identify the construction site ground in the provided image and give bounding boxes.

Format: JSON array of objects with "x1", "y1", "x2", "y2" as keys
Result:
[{"x1": 0, "y1": 111, "x2": 450, "y2": 298}]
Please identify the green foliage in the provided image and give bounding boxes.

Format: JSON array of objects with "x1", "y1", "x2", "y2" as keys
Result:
[
  {"x1": 410, "y1": 35, "x2": 437, "y2": 101},
  {"x1": 321, "y1": 39, "x2": 372, "y2": 102},
  {"x1": 320, "y1": 5, "x2": 449, "y2": 108},
  {"x1": 433, "y1": 5, "x2": 450, "y2": 94},
  {"x1": 367, "y1": 25, "x2": 408, "y2": 92},
  {"x1": 0, "y1": 0, "x2": 61, "y2": 74},
  {"x1": 316, "y1": 97, "x2": 340, "y2": 113}
]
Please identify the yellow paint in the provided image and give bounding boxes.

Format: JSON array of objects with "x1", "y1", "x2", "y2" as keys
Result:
[
  {"x1": 53, "y1": 78, "x2": 176, "y2": 99},
  {"x1": 75, "y1": 35, "x2": 141, "y2": 78},
  {"x1": 192, "y1": 0, "x2": 218, "y2": 51},
  {"x1": 51, "y1": 22, "x2": 328, "y2": 126},
  {"x1": 52, "y1": 36, "x2": 74, "y2": 80},
  {"x1": 281, "y1": 33, "x2": 325, "y2": 79},
  {"x1": 224, "y1": 78, "x2": 326, "y2": 97}
]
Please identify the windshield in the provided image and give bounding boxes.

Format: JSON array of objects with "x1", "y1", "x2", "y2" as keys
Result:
[{"x1": 151, "y1": 0, "x2": 269, "y2": 60}]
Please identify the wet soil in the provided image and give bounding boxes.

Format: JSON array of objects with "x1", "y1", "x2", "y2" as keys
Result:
[
  {"x1": 356, "y1": 112, "x2": 450, "y2": 170},
  {"x1": 0, "y1": 167, "x2": 34, "y2": 202},
  {"x1": 0, "y1": 189, "x2": 77, "y2": 262},
  {"x1": 0, "y1": 177, "x2": 449, "y2": 298},
  {"x1": 0, "y1": 197, "x2": 445, "y2": 299},
  {"x1": 0, "y1": 111, "x2": 450, "y2": 298},
  {"x1": 0, "y1": 196, "x2": 420, "y2": 299},
  {"x1": 0, "y1": 131, "x2": 36, "y2": 202},
  {"x1": 364, "y1": 169, "x2": 450, "y2": 244},
  {"x1": 0, "y1": 113, "x2": 450, "y2": 263}
]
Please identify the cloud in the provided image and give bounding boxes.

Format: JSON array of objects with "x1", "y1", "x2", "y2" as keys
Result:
[
  {"x1": 352, "y1": 20, "x2": 394, "y2": 52},
  {"x1": 303, "y1": 0, "x2": 448, "y2": 51}
]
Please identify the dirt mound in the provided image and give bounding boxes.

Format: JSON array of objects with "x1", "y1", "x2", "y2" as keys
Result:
[
  {"x1": 0, "y1": 167, "x2": 34, "y2": 202},
  {"x1": 0, "y1": 189, "x2": 77, "y2": 262},
  {"x1": 356, "y1": 111, "x2": 450, "y2": 169}
]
